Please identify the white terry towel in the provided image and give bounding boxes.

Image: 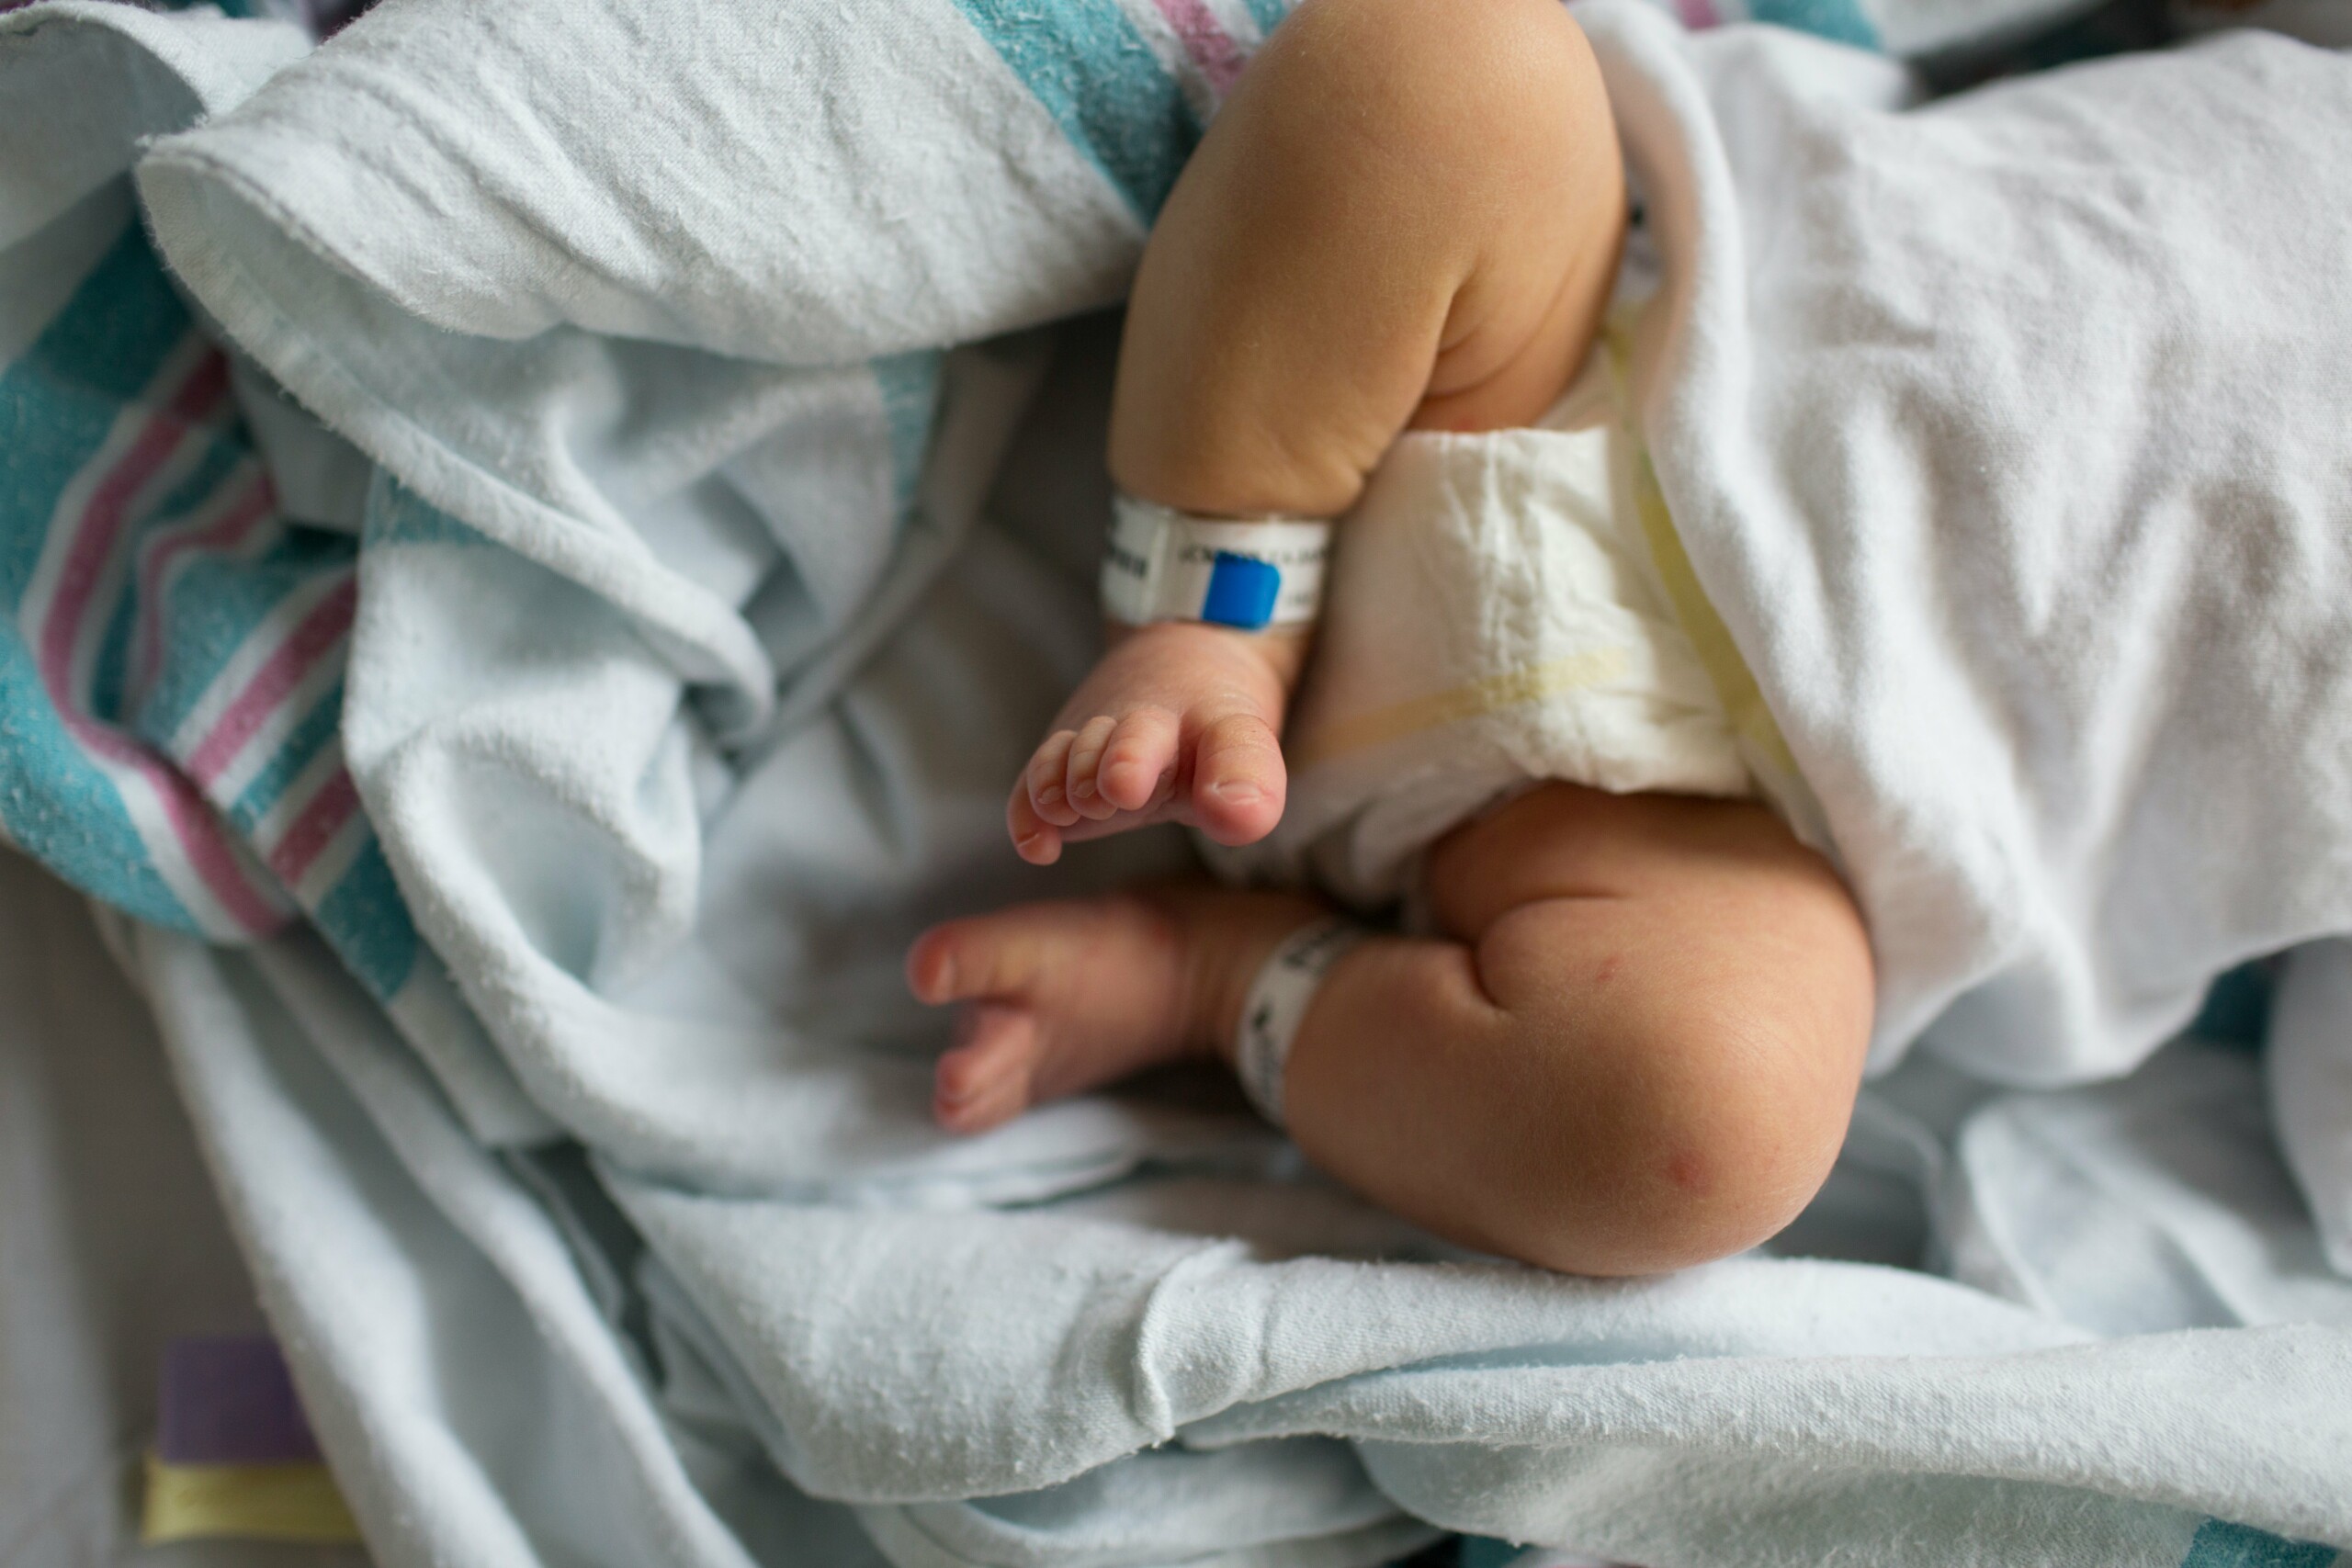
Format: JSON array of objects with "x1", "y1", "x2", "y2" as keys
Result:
[
  {"x1": 1593, "y1": 3, "x2": 2352, "y2": 1087},
  {"x1": 23, "y1": 2, "x2": 2352, "y2": 1564}
]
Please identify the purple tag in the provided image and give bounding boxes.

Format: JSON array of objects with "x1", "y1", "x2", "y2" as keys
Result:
[{"x1": 156, "y1": 1335, "x2": 322, "y2": 1466}]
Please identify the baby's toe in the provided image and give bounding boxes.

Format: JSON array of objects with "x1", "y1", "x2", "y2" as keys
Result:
[
  {"x1": 1062, "y1": 716, "x2": 1123, "y2": 821},
  {"x1": 905, "y1": 925, "x2": 954, "y2": 1003},
  {"x1": 933, "y1": 1002, "x2": 1038, "y2": 1133},
  {"x1": 1189, "y1": 711, "x2": 1286, "y2": 845},
  {"x1": 906, "y1": 913, "x2": 1044, "y2": 1006},
  {"x1": 1025, "y1": 732, "x2": 1082, "y2": 828},
  {"x1": 1097, "y1": 708, "x2": 1180, "y2": 815}
]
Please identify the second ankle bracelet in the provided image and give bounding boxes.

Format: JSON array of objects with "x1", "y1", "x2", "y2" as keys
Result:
[{"x1": 1232, "y1": 919, "x2": 1369, "y2": 1129}]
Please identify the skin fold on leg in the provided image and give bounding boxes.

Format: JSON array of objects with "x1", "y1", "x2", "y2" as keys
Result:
[
  {"x1": 913, "y1": 784, "x2": 1876, "y2": 1276},
  {"x1": 1280, "y1": 785, "x2": 1874, "y2": 1276}
]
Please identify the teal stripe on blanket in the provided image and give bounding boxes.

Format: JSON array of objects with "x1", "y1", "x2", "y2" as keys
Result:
[
  {"x1": 134, "y1": 527, "x2": 357, "y2": 750},
  {"x1": 948, "y1": 0, "x2": 1198, "y2": 221},
  {"x1": 0, "y1": 226, "x2": 187, "y2": 604},
  {"x1": 0, "y1": 635, "x2": 195, "y2": 927},
  {"x1": 873, "y1": 349, "x2": 943, "y2": 512},
  {"x1": 87, "y1": 570, "x2": 139, "y2": 729},
  {"x1": 0, "y1": 224, "x2": 202, "y2": 929},
  {"x1": 229, "y1": 681, "x2": 344, "y2": 829},
  {"x1": 1747, "y1": 0, "x2": 1881, "y2": 49},
  {"x1": 1238, "y1": 0, "x2": 1293, "y2": 39},
  {"x1": 313, "y1": 834, "x2": 418, "y2": 1000},
  {"x1": 2182, "y1": 1519, "x2": 2341, "y2": 1568},
  {"x1": 85, "y1": 436, "x2": 249, "y2": 725}
]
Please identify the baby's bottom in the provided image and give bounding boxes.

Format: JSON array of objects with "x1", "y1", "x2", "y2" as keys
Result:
[{"x1": 911, "y1": 784, "x2": 1874, "y2": 1277}]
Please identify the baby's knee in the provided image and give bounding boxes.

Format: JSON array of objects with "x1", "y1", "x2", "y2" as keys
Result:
[
  {"x1": 1594, "y1": 1012, "x2": 1860, "y2": 1272},
  {"x1": 1503, "y1": 1017, "x2": 1859, "y2": 1276},
  {"x1": 1477, "y1": 892, "x2": 1872, "y2": 1276}
]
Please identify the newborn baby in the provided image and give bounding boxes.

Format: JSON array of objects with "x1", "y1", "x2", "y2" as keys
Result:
[{"x1": 906, "y1": 0, "x2": 1876, "y2": 1277}]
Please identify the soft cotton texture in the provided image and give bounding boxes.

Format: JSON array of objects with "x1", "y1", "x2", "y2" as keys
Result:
[
  {"x1": 1, "y1": 0, "x2": 2350, "y2": 1565},
  {"x1": 1614, "y1": 18, "x2": 2352, "y2": 1086}
]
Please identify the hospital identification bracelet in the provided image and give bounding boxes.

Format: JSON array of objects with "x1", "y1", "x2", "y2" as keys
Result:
[
  {"x1": 1234, "y1": 919, "x2": 1369, "y2": 1129},
  {"x1": 1100, "y1": 495, "x2": 1331, "y2": 633}
]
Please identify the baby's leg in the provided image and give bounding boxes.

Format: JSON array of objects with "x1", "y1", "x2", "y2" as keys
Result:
[
  {"x1": 915, "y1": 784, "x2": 1875, "y2": 1276},
  {"x1": 1011, "y1": 0, "x2": 1626, "y2": 863}
]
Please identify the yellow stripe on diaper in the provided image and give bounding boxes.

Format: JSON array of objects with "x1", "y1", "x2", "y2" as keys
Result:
[
  {"x1": 141, "y1": 1455, "x2": 362, "y2": 1545},
  {"x1": 1287, "y1": 647, "x2": 1630, "y2": 771}
]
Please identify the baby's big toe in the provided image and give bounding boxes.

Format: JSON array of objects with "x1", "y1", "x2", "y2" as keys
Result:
[
  {"x1": 1190, "y1": 712, "x2": 1286, "y2": 845},
  {"x1": 904, "y1": 922, "x2": 967, "y2": 1004},
  {"x1": 907, "y1": 912, "x2": 1040, "y2": 1006}
]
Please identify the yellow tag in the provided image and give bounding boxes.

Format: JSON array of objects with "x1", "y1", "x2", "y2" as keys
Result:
[{"x1": 141, "y1": 1455, "x2": 362, "y2": 1545}]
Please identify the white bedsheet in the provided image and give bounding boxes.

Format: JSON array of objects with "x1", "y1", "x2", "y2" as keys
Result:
[
  {"x1": 3, "y1": 2, "x2": 2350, "y2": 1564},
  {"x1": 0, "y1": 848, "x2": 372, "y2": 1568}
]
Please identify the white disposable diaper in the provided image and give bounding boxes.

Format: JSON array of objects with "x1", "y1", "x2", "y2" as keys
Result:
[{"x1": 1219, "y1": 367, "x2": 1752, "y2": 908}]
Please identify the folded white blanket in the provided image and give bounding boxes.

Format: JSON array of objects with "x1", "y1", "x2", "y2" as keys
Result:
[
  {"x1": 1620, "y1": 12, "x2": 2352, "y2": 1089},
  {"x1": 6, "y1": 1, "x2": 2351, "y2": 1565}
]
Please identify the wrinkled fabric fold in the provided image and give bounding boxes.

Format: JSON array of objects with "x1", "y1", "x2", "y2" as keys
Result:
[{"x1": 3, "y1": 1, "x2": 2350, "y2": 1565}]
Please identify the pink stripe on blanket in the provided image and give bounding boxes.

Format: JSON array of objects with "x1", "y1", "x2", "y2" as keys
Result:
[
  {"x1": 40, "y1": 351, "x2": 229, "y2": 698},
  {"x1": 184, "y1": 574, "x2": 358, "y2": 788},
  {"x1": 34, "y1": 348, "x2": 284, "y2": 933},
  {"x1": 1677, "y1": 0, "x2": 1723, "y2": 28},
  {"x1": 266, "y1": 766, "x2": 360, "y2": 887},
  {"x1": 1152, "y1": 0, "x2": 1250, "y2": 97},
  {"x1": 130, "y1": 468, "x2": 278, "y2": 707},
  {"x1": 64, "y1": 711, "x2": 288, "y2": 933}
]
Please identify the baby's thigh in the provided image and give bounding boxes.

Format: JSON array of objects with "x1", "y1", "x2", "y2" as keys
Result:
[{"x1": 1111, "y1": 0, "x2": 1625, "y2": 512}]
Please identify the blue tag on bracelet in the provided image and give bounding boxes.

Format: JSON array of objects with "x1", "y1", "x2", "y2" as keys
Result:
[
  {"x1": 1100, "y1": 498, "x2": 1330, "y2": 629},
  {"x1": 1200, "y1": 552, "x2": 1282, "y2": 630}
]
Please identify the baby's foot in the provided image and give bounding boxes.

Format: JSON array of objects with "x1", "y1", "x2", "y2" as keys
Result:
[
  {"x1": 909, "y1": 895, "x2": 1198, "y2": 1133},
  {"x1": 907, "y1": 887, "x2": 1323, "y2": 1133},
  {"x1": 1010, "y1": 621, "x2": 1305, "y2": 865}
]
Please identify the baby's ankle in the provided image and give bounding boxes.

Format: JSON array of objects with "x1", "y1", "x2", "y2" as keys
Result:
[
  {"x1": 1104, "y1": 618, "x2": 1313, "y2": 697},
  {"x1": 1144, "y1": 885, "x2": 1332, "y2": 1063}
]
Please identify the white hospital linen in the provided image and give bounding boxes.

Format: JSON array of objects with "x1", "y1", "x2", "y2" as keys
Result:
[
  {"x1": 1605, "y1": 10, "x2": 2352, "y2": 1084},
  {"x1": 10, "y1": 2, "x2": 2350, "y2": 1564},
  {"x1": 2270, "y1": 940, "x2": 2352, "y2": 1276}
]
